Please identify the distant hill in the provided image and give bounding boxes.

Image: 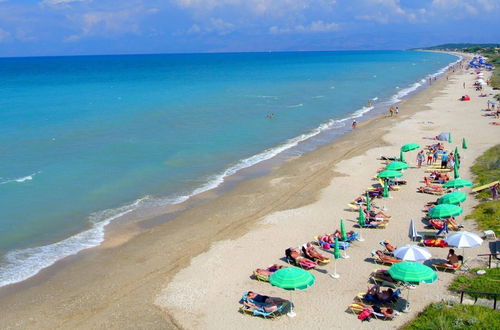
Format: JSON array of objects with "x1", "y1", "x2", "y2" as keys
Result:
[{"x1": 412, "y1": 43, "x2": 500, "y2": 51}]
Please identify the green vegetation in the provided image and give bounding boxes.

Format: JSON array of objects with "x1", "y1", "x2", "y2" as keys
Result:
[
  {"x1": 414, "y1": 43, "x2": 500, "y2": 51},
  {"x1": 402, "y1": 303, "x2": 500, "y2": 329},
  {"x1": 470, "y1": 145, "x2": 500, "y2": 199},
  {"x1": 465, "y1": 201, "x2": 500, "y2": 236},
  {"x1": 467, "y1": 145, "x2": 500, "y2": 234},
  {"x1": 449, "y1": 268, "x2": 500, "y2": 300}
]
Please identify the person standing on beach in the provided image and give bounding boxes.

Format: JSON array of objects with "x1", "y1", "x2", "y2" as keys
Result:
[
  {"x1": 416, "y1": 150, "x2": 425, "y2": 168},
  {"x1": 426, "y1": 150, "x2": 433, "y2": 165},
  {"x1": 441, "y1": 151, "x2": 449, "y2": 169},
  {"x1": 352, "y1": 119, "x2": 357, "y2": 129},
  {"x1": 395, "y1": 106, "x2": 399, "y2": 115},
  {"x1": 389, "y1": 106, "x2": 394, "y2": 117},
  {"x1": 433, "y1": 150, "x2": 439, "y2": 164}
]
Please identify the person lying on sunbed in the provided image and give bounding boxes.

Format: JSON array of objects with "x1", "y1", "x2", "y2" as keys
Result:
[
  {"x1": 285, "y1": 248, "x2": 317, "y2": 269},
  {"x1": 318, "y1": 230, "x2": 356, "y2": 243},
  {"x1": 418, "y1": 186, "x2": 445, "y2": 194},
  {"x1": 423, "y1": 177, "x2": 443, "y2": 189},
  {"x1": 244, "y1": 291, "x2": 289, "y2": 312},
  {"x1": 366, "y1": 285, "x2": 395, "y2": 301},
  {"x1": 253, "y1": 264, "x2": 286, "y2": 281},
  {"x1": 302, "y1": 243, "x2": 330, "y2": 263},
  {"x1": 381, "y1": 240, "x2": 396, "y2": 253},
  {"x1": 374, "y1": 250, "x2": 401, "y2": 264},
  {"x1": 363, "y1": 207, "x2": 390, "y2": 220},
  {"x1": 353, "y1": 302, "x2": 397, "y2": 319}
]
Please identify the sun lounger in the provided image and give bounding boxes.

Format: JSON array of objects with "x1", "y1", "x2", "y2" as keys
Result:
[
  {"x1": 418, "y1": 186, "x2": 445, "y2": 195},
  {"x1": 348, "y1": 302, "x2": 398, "y2": 321},
  {"x1": 240, "y1": 291, "x2": 291, "y2": 318},
  {"x1": 357, "y1": 220, "x2": 388, "y2": 229},
  {"x1": 314, "y1": 237, "x2": 351, "y2": 250},
  {"x1": 371, "y1": 250, "x2": 402, "y2": 265},
  {"x1": 301, "y1": 243, "x2": 330, "y2": 264},
  {"x1": 252, "y1": 264, "x2": 287, "y2": 282},
  {"x1": 358, "y1": 289, "x2": 401, "y2": 305},
  {"x1": 285, "y1": 248, "x2": 317, "y2": 269},
  {"x1": 432, "y1": 263, "x2": 462, "y2": 273}
]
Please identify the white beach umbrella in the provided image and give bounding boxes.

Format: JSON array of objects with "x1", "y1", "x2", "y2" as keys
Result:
[
  {"x1": 446, "y1": 231, "x2": 483, "y2": 248},
  {"x1": 408, "y1": 219, "x2": 419, "y2": 242},
  {"x1": 394, "y1": 245, "x2": 432, "y2": 262}
]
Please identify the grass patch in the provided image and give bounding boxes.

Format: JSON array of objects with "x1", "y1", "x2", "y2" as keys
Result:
[
  {"x1": 402, "y1": 303, "x2": 500, "y2": 329},
  {"x1": 465, "y1": 200, "x2": 500, "y2": 236},
  {"x1": 470, "y1": 145, "x2": 500, "y2": 200},
  {"x1": 449, "y1": 268, "x2": 500, "y2": 300}
]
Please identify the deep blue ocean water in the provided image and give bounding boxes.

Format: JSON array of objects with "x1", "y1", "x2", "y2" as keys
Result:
[{"x1": 0, "y1": 50, "x2": 458, "y2": 286}]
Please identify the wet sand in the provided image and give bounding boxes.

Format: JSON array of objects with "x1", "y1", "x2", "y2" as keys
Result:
[{"x1": 1, "y1": 53, "x2": 498, "y2": 329}]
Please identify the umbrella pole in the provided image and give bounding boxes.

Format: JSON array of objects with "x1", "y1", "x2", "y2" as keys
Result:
[
  {"x1": 343, "y1": 246, "x2": 350, "y2": 259},
  {"x1": 287, "y1": 292, "x2": 296, "y2": 318},
  {"x1": 330, "y1": 260, "x2": 340, "y2": 279}
]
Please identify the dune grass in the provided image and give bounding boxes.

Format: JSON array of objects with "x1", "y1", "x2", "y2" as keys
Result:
[
  {"x1": 402, "y1": 303, "x2": 500, "y2": 329},
  {"x1": 449, "y1": 268, "x2": 500, "y2": 300},
  {"x1": 465, "y1": 201, "x2": 500, "y2": 236}
]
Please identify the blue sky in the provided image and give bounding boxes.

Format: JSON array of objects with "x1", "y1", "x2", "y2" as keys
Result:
[{"x1": 0, "y1": 0, "x2": 499, "y2": 57}]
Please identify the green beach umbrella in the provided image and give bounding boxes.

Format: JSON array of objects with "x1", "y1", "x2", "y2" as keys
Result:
[
  {"x1": 437, "y1": 192, "x2": 467, "y2": 205},
  {"x1": 358, "y1": 207, "x2": 366, "y2": 226},
  {"x1": 388, "y1": 261, "x2": 437, "y2": 312},
  {"x1": 365, "y1": 191, "x2": 371, "y2": 211},
  {"x1": 462, "y1": 138, "x2": 468, "y2": 149},
  {"x1": 388, "y1": 261, "x2": 437, "y2": 284},
  {"x1": 428, "y1": 204, "x2": 463, "y2": 219},
  {"x1": 448, "y1": 133, "x2": 452, "y2": 143},
  {"x1": 377, "y1": 170, "x2": 403, "y2": 179},
  {"x1": 453, "y1": 160, "x2": 460, "y2": 179},
  {"x1": 399, "y1": 150, "x2": 405, "y2": 162},
  {"x1": 383, "y1": 179, "x2": 389, "y2": 198},
  {"x1": 269, "y1": 267, "x2": 316, "y2": 317},
  {"x1": 333, "y1": 237, "x2": 341, "y2": 260},
  {"x1": 330, "y1": 237, "x2": 342, "y2": 279},
  {"x1": 454, "y1": 146, "x2": 459, "y2": 157},
  {"x1": 401, "y1": 143, "x2": 420, "y2": 152},
  {"x1": 340, "y1": 219, "x2": 348, "y2": 241},
  {"x1": 386, "y1": 161, "x2": 409, "y2": 171},
  {"x1": 269, "y1": 267, "x2": 315, "y2": 290},
  {"x1": 444, "y1": 178, "x2": 473, "y2": 189}
]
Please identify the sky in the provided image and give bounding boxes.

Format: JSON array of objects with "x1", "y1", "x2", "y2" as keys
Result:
[{"x1": 0, "y1": 0, "x2": 499, "y2": 57}]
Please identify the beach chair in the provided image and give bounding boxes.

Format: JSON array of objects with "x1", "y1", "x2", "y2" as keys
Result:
[
  {"x1": 371, "y1": 250, "x2": 402, "y2": 265},
  {"x1": 240, "y1": 292, "x2": 290, "y2": 318},
  {"x1": 301, "y1": 244, "x2": 330, "y2": 265},
  {"x1": 432, "y1": 263, "x2": 462, "y2": 273},
  {"x1": 347, "y1": 302, "x2": 398, "y2": 321},
  {"x1": 358, "y1": 221, "x2": 388, "y2": 229},
  {"x1": 314, "y1": 237, "x2": 351, "y2": 250},
  {"x1": 285, "y1": 248, "x2": 317, "y2": 269},
  {"x1": 252, "y1": 264, "x2": 287, "y2": 282},
  {"x1": 358, "y1": 289, "x2": 401, "y2": 305}
]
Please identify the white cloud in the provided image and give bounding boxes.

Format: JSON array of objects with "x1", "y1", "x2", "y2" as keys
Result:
[
  {"x1": 65, "y1": 9, "x2": 142, "y2": 41},
  {"x1": 174, "y1": 0, "x2": 336, "y2": 16},
  {"x1": 270, "y1": 21, "x2": 339, "y2": 34},
  {"x1": 41, "y1": 0, "x2": 90, "y2": 7},
  {"x1": 185, "y1": 18, "x2": 235, "y2": 35}
]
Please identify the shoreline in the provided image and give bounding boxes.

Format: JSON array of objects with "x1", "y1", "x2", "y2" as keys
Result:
[
  {"x1": 1, "y1": 52, "x2": 495, "y2": 329},
  {"x1": 0, "y1": 51, "x2": 461, "y2": 289}
]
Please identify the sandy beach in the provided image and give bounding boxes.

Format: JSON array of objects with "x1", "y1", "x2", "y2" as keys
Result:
[{"x1": 0, "y1": 53, "x2": 498, "y2": 329}]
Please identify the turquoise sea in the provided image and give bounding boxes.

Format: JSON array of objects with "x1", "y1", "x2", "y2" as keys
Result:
[{"x1": 0, "y1": 51, "x2": 458, "y2": 286}]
